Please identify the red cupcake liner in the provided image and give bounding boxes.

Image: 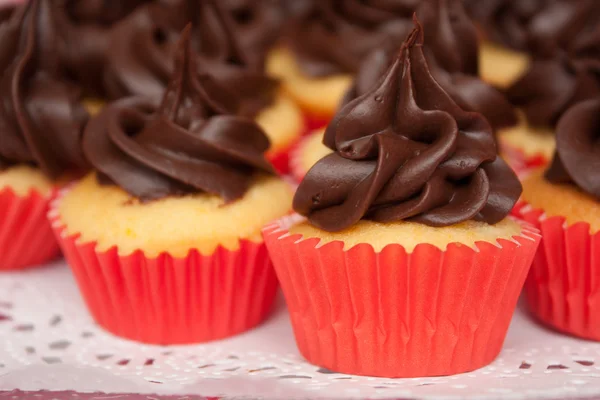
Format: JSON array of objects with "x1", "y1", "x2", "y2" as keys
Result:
[
  {"x1": 0, "y1": 188, "x2": 60, "y2": 271},
  {"x1": 263, "y1": 215, "x2": 541, "y2": 377},
  {"x1": 513, "y1": 202, "x2": 600, "y2": 341},
  {"x1": 500, "y1": 142, "x2": 548, "y2": 175},
  {"x1": 49, "y1": 188, "x2": 279, "y2": 344}
]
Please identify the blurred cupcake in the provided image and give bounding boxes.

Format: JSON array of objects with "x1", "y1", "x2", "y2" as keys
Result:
[
  {"x1": 0, "y1": 0, "x2": 89, "y2": 270},
  {"x1": 467, "y1": 0, "x2": 600, "y2": 90},
  {"x1": 223, "y1": 0, "x2": 285, "y2": 67},
  {"x1": 264, "y1": 22, "x2": 540, "y2": 378},
  {"x1": 515, "y1": 97, "x2": 600, "y2": 341},
  {"x1": 51, "y1": 28, "x2": 293, "y2": 344},
  {"x1": 502, "y1": 24, "x2": 600, "y2": 171},
  {"x1": 103, "y1": 0, "x2": 303, "y2": 173},
  {"x1": 267, "y1": 0, "x2": 415, "y2": 130},
  {"x1": 57, "y1": 0, "x2": 155, "y2": 99}
]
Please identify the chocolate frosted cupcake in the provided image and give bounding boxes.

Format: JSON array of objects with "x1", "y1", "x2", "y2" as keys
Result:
[
  {"x1": 50, "y1": 27, "x2": 293, "y2": 344},
  {"x1": 501, "y1": 22, "x2": 600, "y2": 170},
  {"x1": 469, "y1": 0, "x2": 600, "y2": 89},
  {"x1": 264, "y1": 22, "x2": 540, "y2": 378},
  {"x1": 104, "y1": 0, "x2": 302, "y2": 172},
  {"x1": 515, "y1": 96, "x2": 600, "y2": 341},
  {"x1": 0, "y1": 0, "x2": 89, "y2": 270},
  {"x1": 223, "y1": 0, "x2": 285, "y2": 67},
  {"x1": 55, "y1": 0, "x2": 156, "y2": 98},
  {"x1": 267, "y1": 0, "x2": 415, "y2": 129}
]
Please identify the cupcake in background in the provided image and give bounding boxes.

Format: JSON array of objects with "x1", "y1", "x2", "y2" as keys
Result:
[
  {"x1": 0, "y1": 0, "x2": 89, "y2": 270},
  {"x1": 264, "y1": 21, "x2": 540, "y2": 378},
  {"x1": 223, "y1": 0, "x2": 285, "y2": 68},
  {"x1": 104, "y1": 0, "x2": 302, "y2": 173},
  {"x1": 58, "y1": 0, "x2": 156, "y2": 100},
  {"x1": 501, "y1": 21, "x2": 600, "y2": 171},
  {"x1": 290, "y1": 128, "x2": 330, "y2": 182},
  {"x1": 51, "y1": 26, "x2": 293, "y2": 344},
  {"x1": 267, "y1": 0, "x2": 415, "y2": 130},
  {"x1": 515, "y1": 96, "x2": 600, "y2": 341},
  {"x1": 293, "y1": 0, "x2": 518, "y2": 180}
]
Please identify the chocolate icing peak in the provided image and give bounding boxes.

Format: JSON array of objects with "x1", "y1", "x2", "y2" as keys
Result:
[
  {"x1": 546, "y1": 97, "x2": 600, "y2": 199},
  {"x1": 0, "y1": 0, "x2": 88, "y2": 179},
  {"x1": 294, "y1": 20, "x2": 521, "y2": 232},
  {"x1": 84, "y1": 26, "x2": 275, "y2": 202},
  {"x1": 342, "y1": 6, "x2": 517, "y2": 131}
]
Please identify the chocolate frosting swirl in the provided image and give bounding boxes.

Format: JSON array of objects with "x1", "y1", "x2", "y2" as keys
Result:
[
  {"x1": 546, "y1": 97, "x2": 600, "y2": 199},
  {"x1": 466, "y1": 0, "x2": 600, "y2": 56},
  {"x1": 0, "y1": 0, "x2": 88, "y2": 179},
  {"x1": 224, "y1": 0, "x2": 285, "y2": 66},
  {"x1": 57, "y1": 0, "x2": 156, "y2": 96},
  {"x1": 294, "y1": 22, "x2": 521, "y2": 232},
  {"x1": 103, "y1": 0, "x2": 276, "y2": 117},
  {"x1": 286, "y1": 0, "x2": 416, "y2": 77},
  {"x1": 417, "y1": 0, "x2": 479, "y2": 75},
  {"x1": 343, "y1": 3, "x2": 517, "y2": 131},
  {"x1": 506, "y1": 28, "x2": 600, "y2": 127},
  {"x1": 84, "y1": 27, "x2": 275, "y2": 202}
]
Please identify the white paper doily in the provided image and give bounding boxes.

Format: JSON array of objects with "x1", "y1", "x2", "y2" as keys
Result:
[{"x1": 1, "y1": 261, "x2": 600, "y2": 399}]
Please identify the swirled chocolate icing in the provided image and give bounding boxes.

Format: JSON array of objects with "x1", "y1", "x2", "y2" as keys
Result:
[
  {"x1": 0, "y1": 0, "x2": 88, "y2": 179},
  {"x1": 286, "y1": 0, "x2": 416, "y2": 77},
  {"x1": 0, "y1": 5, "x2": 14, "y2": 23},
  {"x1": 342, "y1": 4, "x2": 517, "y2": 131},
  {"x1": 465, "y1": 0, "x2": 600, "y2": 56},
  {"x1": 546, "y1": 97, "x2": 600, "y2": 198},
  {"x1": 84, "y1": 27, "x2": 275, "y2": 202},
  {"x1": 294, "y1": 23, "x2": 521, "y2": 232},
  {"x1": 224, "y1": 0, "x2": 285, "y2": 66},
  {"x1": 103, "y1": 0, "x2": 277, "y2": 117},
  {"x1": 506, "y1": 28, "x2": 600, "y2": 127},
  {"x1": 58, "y1": 0, "x2": 156, "y2": 96}
]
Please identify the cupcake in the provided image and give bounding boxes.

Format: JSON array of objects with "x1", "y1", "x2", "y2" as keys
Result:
[
  {"x1": 501, "y1": 23, "x2": 600, "y2": 171},
  {"x1": 515, "y1": 97, "x2": 600, "y2": 341},
  {"x1": 264, "y1": 21, "x2": 540, "y2": 378},
  {"x1": 50, "y1": 27, "x2": 293, "y2": 345},
  {"x1": 0, "y1": 0, "x2": 89, "y2": 271},
  {"x1": 467, "y1": 0, "x2": 600, "y2": 88},
  {"x1": 223, "y1": 0, "x2": 285, "y2": 67},
  {"x1": 50, "y1": 0, "x2": 156, "y2": 100},
  {"x1": 267, "y1": 0, "x2": 415, "y2": 130},
  {"x1": 103, "y1": 0, "x2": 302, "y2": 173}
]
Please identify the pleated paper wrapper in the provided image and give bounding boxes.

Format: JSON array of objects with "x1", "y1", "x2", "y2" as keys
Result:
[
  {"x1": 263, "y1": 215, "x2": 541, "y2": 378},
  {"x1": 0, "y1": 188, "x2": 60, "y2": 271},
  {"x1": 49, "y1": 188, "x2": 279, "y2": 345},
  {"x1": 513, "y1": 202, "x2": 600, "y2": 341}
]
